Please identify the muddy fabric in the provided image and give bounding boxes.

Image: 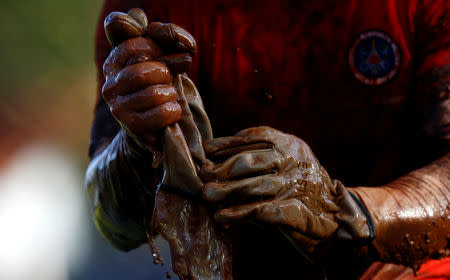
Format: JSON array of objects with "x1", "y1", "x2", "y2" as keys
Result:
[
  {"x1": 150, "y1": 74, "x2": 232, "y2": 280},
  {"x1": 201, "y1": 126, "x2": 372, "y2": 259}
]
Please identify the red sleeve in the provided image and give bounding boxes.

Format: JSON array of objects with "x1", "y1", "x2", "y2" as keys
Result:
[
  {"x1": 415, "y1": 0, "x2": 450, "y2": 149},
  {"x1": 417, "y1": 258, "x2": 450, "y2": 280}
]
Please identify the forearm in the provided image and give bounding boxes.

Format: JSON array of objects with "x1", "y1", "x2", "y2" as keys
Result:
[
  {"x1": 85, "y1": 129, "x2": 161, "y2": 251},
  {"x1": 350, "y1": 153, "x2": 450, "y2": 268}
]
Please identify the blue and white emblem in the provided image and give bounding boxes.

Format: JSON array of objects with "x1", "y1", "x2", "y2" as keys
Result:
[{"x1": 349, "y1": 30, "x2": 400, "y2": 86}]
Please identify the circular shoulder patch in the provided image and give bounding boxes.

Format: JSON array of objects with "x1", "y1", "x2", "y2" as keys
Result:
[{"x1": 349, "y1": 30, "x2": 400, "y2": 86}]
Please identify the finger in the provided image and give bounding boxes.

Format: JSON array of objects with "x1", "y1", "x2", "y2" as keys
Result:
[
  {"x1": 235, "y1": 126, "x2": 318, "y2": 165},
  {"x1": 200, "y1": 149, "x2": 283, "y2": 181},
  {"x1": 160, "y1": 53, "x2": 192, "y2": 75},
  {"x1": 104, "y1": 11, "x2": 145, "y2": 46},
  {"x1": 234, "y1": 126, "x2": 278, "y2": 138},
  {"x1": 125, "y1": 101, "x2": 182, "y2": 134},
  {"x1": 203, "y1": 174, "x2": 290, "y2": 202},
  {"x1": 103, "y1": 37, "x2": 163, "y2": 76},
  {"x1": 145, "y1": 22, "x2": 197, "y2": 55},
  {"x1": 214, "y1": 200, "x2": 267, "y2": 224},
  {"x1": 113, "y1": 84, "x2": 177, "y2": 113},
  {"x1": 216, "y1": 199, "x2": 338, "y2": 240},
  {"x1": 103, "y1": 61, "x2": 172, "y2": 100},
  {"x1": 209, "y1": 142, "x2": 274, "y2": 160},
  {"x1": 255, "y1": 199, "x2": 338, "y2": 240},
  {"x1": 203, "y1": 136, "x2": 272, "y2": 158}
]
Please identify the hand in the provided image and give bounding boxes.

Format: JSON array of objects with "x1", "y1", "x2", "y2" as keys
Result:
[
  {"x1": 200, "y1": 126, "x2": 373, "y2": 257},
  {"x1": 101, "y1": 9, "x2": 197, "y2": 148}
]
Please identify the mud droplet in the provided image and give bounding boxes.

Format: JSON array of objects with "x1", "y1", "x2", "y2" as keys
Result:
[
  {"x1": 166, "y1": 272, "x2": 172, "y2": 278},
  {"x1": 147, "y1": 231, "x2": 165, "y2": 265}
]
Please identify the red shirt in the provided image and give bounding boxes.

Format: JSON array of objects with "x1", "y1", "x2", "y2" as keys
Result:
[
  {"x1": 95, "y1": 0, "x2": 449, "y2": 186},
  {"x1": 93, "y1": 0, "x2": 450, "y2": 278}
]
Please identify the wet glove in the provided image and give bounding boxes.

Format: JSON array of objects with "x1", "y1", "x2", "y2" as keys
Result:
[{"x1": 200, "y1": 126, "x2": 375, "y2": 259}]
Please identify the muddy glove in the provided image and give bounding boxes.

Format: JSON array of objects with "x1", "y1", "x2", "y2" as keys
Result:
[{"x1": 201, "y1": 126, "x2": 375, "y2": 259}]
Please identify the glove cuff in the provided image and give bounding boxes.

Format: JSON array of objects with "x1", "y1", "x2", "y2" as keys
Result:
[
  {"x1": 310, "y1": 181, "x2": 377, "y2": 277},
  {"x1": 347, "y1": 190, "x2": 376, "y2": 240},
  {"x1": 333, "y1": 180, "x2": 375, "y2": 241}
]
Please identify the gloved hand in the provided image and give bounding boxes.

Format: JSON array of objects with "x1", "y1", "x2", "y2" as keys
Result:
[
  {"x1": 103, "y1": 9, "x2": 232, "y2": 279},
  {"x1": 200, "y1": 126, "x2": 375, "y2": 258},
  {"x1": 102, "y1": 8, "x2": 197, "y2": 150},
  {"x1": 85, "y1": 8, "x2": 200, "y2": 251}
]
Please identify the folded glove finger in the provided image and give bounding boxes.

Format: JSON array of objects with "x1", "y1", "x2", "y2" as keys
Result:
[
  {"x1": 163, "y1": 124, "x2": 203, "y2": 193},
  {"x1": 203, "y1": 136, "x2": 272, "y2": 158},
  {"x1": 124, "y1": 101, "x2": 182, "y2": 135},
  {"x1": 257, "y1": 199, "x2": 338, "y2": 240},
  {"x1": 216, "y1": 198, "x2": 338, "y2": 240},
  {"x1": 234, "y1": 126, "x2": 280, "y2": 140},
  {"x1": 200, "y1": 148, "x2": 283, "y2": 181},
  {"x1": 145, "y1": 22, "x2": 197, "y2": 55},
  {"x1": 113, "y1": 84, "x2": 177, "y2": 112},
  {"x1": 210, "y1": 143, "x2": 274, "y2": 161},
  {"x1": 234, "y1": 127, "x2": 320, "y2": 165},
  {"x1": 202, "y1": 174, "x2": 289, "y2": 202},
  {"x1": 103, "y1": 61, "x2": 172, "y2": 99},
  {"x1": 214, "y1": 200, "x2": 268, "y2": 224},
  {"x1": 103, "y1": 37, "x2": 163, "y2": 77}
]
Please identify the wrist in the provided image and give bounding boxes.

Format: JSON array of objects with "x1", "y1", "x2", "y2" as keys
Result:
[
  {"x1": 349, "y1": 181, "x2": 450, "y2": 269},
  {"x1": 118, "y1": 129, "x2": 163, "y2": 195},
  {"x1": 86, "y1": 130, "x2": 162, "y2": 250},
  {"x1": 312, "y1": 184, "x2": 379, "y2": 278}
]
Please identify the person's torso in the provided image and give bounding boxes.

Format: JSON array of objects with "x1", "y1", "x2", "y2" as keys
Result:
[{"x1": 165, "y1": 0, "x2": 419, "y2": 187}]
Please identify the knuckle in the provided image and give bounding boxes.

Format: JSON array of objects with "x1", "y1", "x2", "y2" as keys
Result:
[
  {"x1": 121, "y1": 61, "x2": 170, "y2": 87},
  {"x1": 156, "y1": 102, "x2": 181, "y2": 125},
  {"x1": 153, "y1": 86, "x2": 178, "y2": 103}
]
